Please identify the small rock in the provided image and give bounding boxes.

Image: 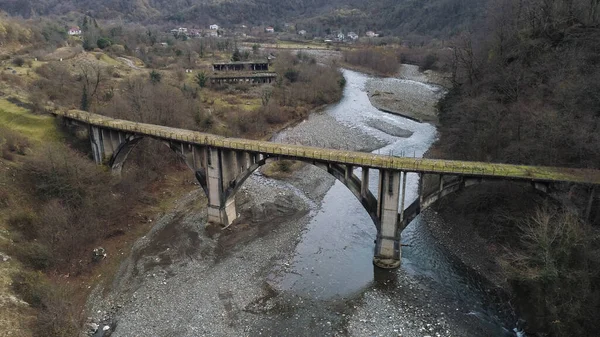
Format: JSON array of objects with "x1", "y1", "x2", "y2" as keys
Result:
[{"x1": 88, "y1": 323, "x2": 99, "y2": 332}]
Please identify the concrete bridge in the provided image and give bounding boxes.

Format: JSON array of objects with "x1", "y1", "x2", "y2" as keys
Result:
[{"x1": 54, "y1": 110, "x2": 600, "y2": 269}]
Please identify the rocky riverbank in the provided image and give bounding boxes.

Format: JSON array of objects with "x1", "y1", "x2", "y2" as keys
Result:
[
  {"x1": 365, "y1": 64, "x2": 448, "y2": 124},
  {"x1": 85, "y1": 130, "x2": 484, "y2": 337},
  {"x1": 85, "y1": 65, "x2": 497, "y2": 337}
]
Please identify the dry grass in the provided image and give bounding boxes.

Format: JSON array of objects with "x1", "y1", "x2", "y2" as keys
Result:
[
  {"x1": 41, "y1": 47, "x2": 82, "y2": 61},
  {"x1": 260, "y1": 160, "x2": 304, "y2": 179}
]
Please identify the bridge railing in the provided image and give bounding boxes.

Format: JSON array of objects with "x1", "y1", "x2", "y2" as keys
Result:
[{"x1": 55, "y1": 109, "x2": 600, "y2": 185}]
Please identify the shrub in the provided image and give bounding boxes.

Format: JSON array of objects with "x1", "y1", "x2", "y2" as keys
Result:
[
  {"x1": 12, "y1": 271, "x2": 79, "y2": 337},
  {"x1": 275, "y1": 160, "x2": 292, "y2": 172},
  {"x1": 343, "y1": 48, "x2": 398, "y2": 75},
  {"x1": 149, "y1": 70, "x2": 162, "y2": 84},
  {"x1": 195, "y1": 111, "x2": 214, "y2": 130},
  {"x1": 420, "y1": 53, "x2": 438, "y2": 71},
  {"x1": 96, "y1": 37, "x2": 113, "y2": 49},
  {"x1": 0, "y1": 127, "x2": 31, "y2": 155},
  {"x1": 7, "y1": 210, "x2": 39, "y2": 240},
  {"x1": 13, "y1": 242, "x2": 53, "y2": 270},
  {"x1": 12, "y1": 57, "x2": 25, "y2": 67},
  {"x1": 284, "y1": 68, "x2": 299, "y2": 83},
  {"x1": 34, "y1": 287, "x2": 79, "y2": 337},
  {"x1": 195, "y1": 72, "x2": 207, "y2": 88},
  {"x1": 11, "y1": 270, "x2": 49, "y2": 308}
]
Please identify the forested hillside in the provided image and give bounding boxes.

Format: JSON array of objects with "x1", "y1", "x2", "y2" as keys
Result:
[
  {"x1": 433, "y1": 1, "x2": 600, "y2": 336},
  {"x1": 0, "y1": 0, "x2": 486, "y2": 37},
  {"x1": 438, "y1": 0, "x2": 600, "y2": 169}
]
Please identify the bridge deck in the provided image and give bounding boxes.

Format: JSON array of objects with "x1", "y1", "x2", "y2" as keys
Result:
[{"x1": 55, "y1": 110, "x2": 600, "y2": 185}]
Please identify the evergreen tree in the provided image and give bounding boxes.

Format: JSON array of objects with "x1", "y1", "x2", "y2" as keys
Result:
[
  {"x1": 149, "y1": 70, "x2": 162, "y2": 84},
  {"x1": 195, "y1": 72, "x2": 207, "y2": 88},
  {"x1": 231, "y1": 48, "x2": 241, "y2": 62}
]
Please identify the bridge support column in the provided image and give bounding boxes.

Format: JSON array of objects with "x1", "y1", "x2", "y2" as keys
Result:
[
  {"x1": 374, "y1": 170, "x2": 402, "y2": 269},
  {"x1": 89, "y1": 126, "x2": 130, "y2": 166},
  {"x1": 89, "y1": 126, "x2": 104, "y2": 164},
  {"x1": 206, "y1": 148, "x2": 238, "y2": 226}
]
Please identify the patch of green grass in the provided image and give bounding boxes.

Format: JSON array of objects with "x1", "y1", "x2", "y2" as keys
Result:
[
  {"x1": 97, "y1": 53, "x2": 121, "y2": 67},
  {"x1": 0, "y1": 99, "x2": 61, "y2": 143}
]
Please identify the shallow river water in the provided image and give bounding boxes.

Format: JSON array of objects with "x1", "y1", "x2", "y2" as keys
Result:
[
  {"x1": 270, "y1": 69, "x2": 522, "y2": 336},
  {"x1": 98, "y1": 67, "x2": 525, "y2": 337}
]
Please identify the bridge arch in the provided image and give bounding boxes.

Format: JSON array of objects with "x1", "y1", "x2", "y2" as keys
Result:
[
  {"x1": 398, "y1": 175, "x2": 551, "y2": 231},
  {"x1": 103, "y1": 136, "x2": 381, "y2": 230},
  {"x1": 213, "y1": 156, "x2": 380, "y2": 230}
]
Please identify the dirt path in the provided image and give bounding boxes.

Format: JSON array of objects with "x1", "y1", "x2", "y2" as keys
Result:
[{"x1": 117, "y1": 57, "x2": 141, "y2": 70}]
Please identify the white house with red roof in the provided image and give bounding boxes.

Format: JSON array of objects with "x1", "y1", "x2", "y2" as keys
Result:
[{"x1": 68, "y1": 26, "x2": 82, "y2": 36}]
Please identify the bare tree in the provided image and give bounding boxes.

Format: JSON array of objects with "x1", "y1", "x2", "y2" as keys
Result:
[{"x1": 79, "y1": 61, "x2": 107, "y2": 110}]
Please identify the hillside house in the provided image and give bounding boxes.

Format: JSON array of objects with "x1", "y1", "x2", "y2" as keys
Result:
[
  {"x1": 68, "y1": 26, "x2": 81, "y2": 36},
  {"x1": 265, "y1": 26, "x2": 275, "y2": 33},
  {"x1": 336, "y1": 32, "x2": 345, "y2": 41},
  {"x1": 210, "y1": 24, "x2": 219, "y2": 30},
  {"x1": 298, "y1": 30, "x2": 307, "y2": 36},
  {"x1": 366, "y1": 31, "x2": 379, "y2": 38},
  {"x1": 347, "y1": 32, "x2": 359, "y2": 40}
]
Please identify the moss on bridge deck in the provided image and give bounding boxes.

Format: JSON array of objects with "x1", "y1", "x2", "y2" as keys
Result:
[{"x1": 54, "y1": 109, "x2": 600, "y2": 185}]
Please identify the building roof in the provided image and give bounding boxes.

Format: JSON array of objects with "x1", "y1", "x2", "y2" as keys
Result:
[
  {"x1": 210, "y1": 73, "x2": 277, "y2": 79},
  {"x1": 213, "y1": 61, "x2": 269, "y2": 66}
]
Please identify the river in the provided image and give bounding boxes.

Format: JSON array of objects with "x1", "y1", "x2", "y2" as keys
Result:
[
  {"x1": 269, "y1": 68, "x2": 523, "y2": 336},
  {"x1": 91, "y1": 67, "x2": 524, "y2": 337}
]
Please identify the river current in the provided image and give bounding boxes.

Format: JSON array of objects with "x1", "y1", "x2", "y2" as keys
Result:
[{"x1": 270, "y1": 69, "x2": 523, "y2": 337}]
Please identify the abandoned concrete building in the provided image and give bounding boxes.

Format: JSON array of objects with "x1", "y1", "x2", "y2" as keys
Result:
[
  {"x1": 212, "y1": 61, "x2": 269, "y2": 72},
  {"x1": 209, "y1": 73, "x2": 277, "y2": 85}
]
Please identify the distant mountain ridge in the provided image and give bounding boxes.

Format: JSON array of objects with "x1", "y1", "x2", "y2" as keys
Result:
[{"x1": 0, "y1": 0, "x2": 487, "y2": 36}]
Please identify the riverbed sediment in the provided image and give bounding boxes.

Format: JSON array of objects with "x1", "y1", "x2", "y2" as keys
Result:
[
  {"x1": 85, "y1": 66, "x2": 502, "y2": 337},
  {"x1": 365, "y1": 64, "x2": 448, "y2": 123}
]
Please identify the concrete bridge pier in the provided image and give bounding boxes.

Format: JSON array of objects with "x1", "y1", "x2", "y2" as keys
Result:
[
  {"x1": 206, "y1": 148, "x2": 239, "y2": 226},
  {"x1": 89, "y1": 126, "x2": 130, "y2": 165},
  {"x1": 373, "y1": 170, "x2": 403, "y2": 269}
]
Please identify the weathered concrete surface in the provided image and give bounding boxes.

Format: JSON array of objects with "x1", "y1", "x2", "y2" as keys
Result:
[{"x1": 55, "y1": 109, "x2": 600, "y2": 184}]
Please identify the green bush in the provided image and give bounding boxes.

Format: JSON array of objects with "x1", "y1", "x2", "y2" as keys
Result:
[
  {"x1": 195, "y1": 72, "x2": 207, "y2": 88},
  {"x1": 149, "y1": 70, "x2": 162, "y2": 84},
  {"x1": 97, "y1": 37, "x2": 113, "y2": 49}
]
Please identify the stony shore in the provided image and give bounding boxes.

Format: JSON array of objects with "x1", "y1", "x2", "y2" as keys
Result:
[
  {"x1": 85, "y1": 61, "x2": 492, "y2": 337},
  {"x1": 365, "y1": 64, "x2": 448, "y2": 124},
  {"x1": 85, "y1": 122, "x2": 482, "y2": 337}
]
